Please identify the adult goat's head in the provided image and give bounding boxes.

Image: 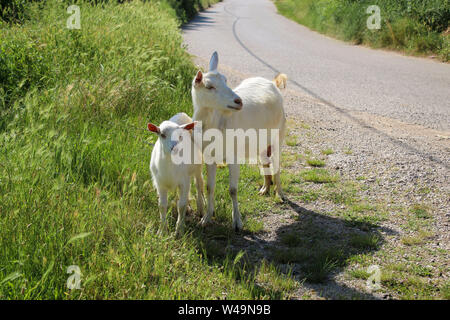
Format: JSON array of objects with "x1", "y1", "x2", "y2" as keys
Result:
[{"x1": 192, "y1": 51, "x2": 243, "y2": 112}]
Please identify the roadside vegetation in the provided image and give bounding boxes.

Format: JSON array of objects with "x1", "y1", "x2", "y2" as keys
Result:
[
  {"x1": 0, "y1": 0, "x2": 299, "y2": 299},
  {"x1": 275, "y1": 0, "x2": 449, "y2": 61}
]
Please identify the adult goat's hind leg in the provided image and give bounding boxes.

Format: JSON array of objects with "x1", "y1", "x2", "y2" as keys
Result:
[
  {"x1": 272, "y1": 144, "x2": 285, "y2": 201},
  {"x1": 229, "y1": 164, "x2": 243, "y2": 231},
  {"x1": 259, "y1": 165, "x2": 272, "y2": 196},
  {"x1": 258, "y1": 145, "x2": 273, "y2": 196},
  {"x1": 200, "y1": 163, "x2": 216, "y2": 226}
]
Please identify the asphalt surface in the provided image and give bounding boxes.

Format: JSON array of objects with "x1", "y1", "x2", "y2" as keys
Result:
[{"x1": 182, "y1": 0, "x2": 450, "y2": 131}]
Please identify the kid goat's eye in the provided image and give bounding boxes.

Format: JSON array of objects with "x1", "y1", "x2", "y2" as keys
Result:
[
  {"x1": 206, "y1": 85, "x2": 215, "y2": 90},
  {"x1": 160, "y1": 133, "x2": 166, "y2": 138}
]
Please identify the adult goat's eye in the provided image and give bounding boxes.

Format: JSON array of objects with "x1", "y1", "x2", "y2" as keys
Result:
[{"x1": 206, "y1": 85, "x2": 215, "y2": 90}]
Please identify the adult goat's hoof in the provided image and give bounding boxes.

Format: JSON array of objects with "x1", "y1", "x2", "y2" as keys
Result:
[
  {"x1": 232, "y1": 219, "x2": 243, "y2": 232},
  {"x1": 258, "y1": 185, "x2": 270, "y2": 196}
]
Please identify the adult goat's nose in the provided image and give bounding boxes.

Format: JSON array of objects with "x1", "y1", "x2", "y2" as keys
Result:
[{"x1": 234, "y1": 98, "x2": 242, "y2": 106}]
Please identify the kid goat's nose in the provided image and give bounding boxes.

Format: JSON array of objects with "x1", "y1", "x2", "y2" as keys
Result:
[{"x1": 234, "y1": 98, "x2": 242, "y2": 106}]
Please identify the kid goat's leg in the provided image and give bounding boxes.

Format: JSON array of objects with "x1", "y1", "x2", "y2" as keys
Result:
[
  {"x1": 195, "y1": 168, "x2": 205, "y2": 216},
  {"x1": 228, "y1": 164, "x2": 243, "y2": 231},
  {"x1": 200, "y1": 163, "x2": 217, "y2": 226},
  {"x1": 157, "y1": 188, "x2": 168, "y2": 235},
  {"x1": 175, "y1": 182, "x2": 190, "y2": 236}
]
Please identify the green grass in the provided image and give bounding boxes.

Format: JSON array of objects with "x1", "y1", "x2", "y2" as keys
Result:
[
  {"x1": 348, "y1": 268, "x2": 371, "y2": 279},
  {"x1": 401, "y1": 230, "x2": 433, "y2": 246},
  {"x1": 0, "y1": 0, "x2": 299, "y2": 300},
  {"x1": 348, "y1": 259, "x2": 448, "y2": 299},
  {"x1": 321, "y1": 148, "x2": 334, "y2": 155},
  {"x1": 303, "y1": 256, "x2": 340, "y2": 283},
  {"x1": 441, "y1": 282, "x2": 450, "y2": 299},
  {"x1": 410, "y1": 203, "x2": 432, "y2": 219},
  {"x1": 300, "y1": 168, "x2": 339, "y2": 183},
  {"x1": 380, "y1": 271, "x2": 440, "y2": 299},
  {"x1": 306, "y1": 158, "x2": 325, "y2": 167},
  {"x1": 341, "y1": 203, "x2": 387, "y2": 226},
  {"x1": 245, "y1": 217, "x2": 265, "y2": 233},
  {"x1": 348, "y1": 260, "x2": 448, "y2": 299},
  {"x1": 344, "y1": 148, "x2": 353, "y2": 155},
  {"x1": 325, "y1": 181, "x2": 358, "y2": 205},
  {"x1": 279, "y1": 232, "x2": 303, "y2": 247},
  {"x1": 275, "y1": 0, "x2": 450, "y2": 62},
  {"x1": 285, "y1": 135, "x2": 299, "y2": 147},
  {"x1": 349, "y1": 233, "x2": 381, "y2": 250}
]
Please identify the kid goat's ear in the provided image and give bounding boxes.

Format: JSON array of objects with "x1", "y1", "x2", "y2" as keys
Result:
[
  {"x1": 147, "y1": 123, "x2": 160, "y2": 134},
  {"x1": 180, "y1": 122, "x2": 196, "y2": 131},
  {"x1": 195, "y1": 70, "x2": 203, "y2": 84}
]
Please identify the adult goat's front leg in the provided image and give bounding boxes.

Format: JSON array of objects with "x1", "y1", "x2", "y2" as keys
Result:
[
  {"x1": 200, "y1": 163, "x2": 216, "y2": 226},
  {"x1": 195, "y1": 168, "x2": 205, "y2": 216},
  {"x1": 228, "y1": 164, "x2": 243, "y2": 231}
]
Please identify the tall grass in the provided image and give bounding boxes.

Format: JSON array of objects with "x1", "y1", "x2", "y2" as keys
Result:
[
  {"x1": 0, "y1": 0, "x2": 294, "y2": 299},
  {"x1": 275, "y1": 0, "x2": 449, "y2": 61}
]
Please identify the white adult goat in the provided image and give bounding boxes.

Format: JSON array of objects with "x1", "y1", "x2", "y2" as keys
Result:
[
  {"x1": 148, "y1": 113, "x2": 204, "y2": 236},
  {"x1": 192, "y1": 52, "x2": 286, "y2": 231}
]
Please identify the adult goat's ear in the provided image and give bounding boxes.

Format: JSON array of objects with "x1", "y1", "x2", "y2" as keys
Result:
[
  {"x1": 209, "y1": 51, "x2": 218, "y2": 71},
  {"x1": 180, "y1": 122, "x2": 196, "y2": 131},
  {"x1": 147, "y1": 123, "x2": 160, "y2": 134},
  {"x1": 195, "y1": 70, "x2": 203, "y2": 85}
]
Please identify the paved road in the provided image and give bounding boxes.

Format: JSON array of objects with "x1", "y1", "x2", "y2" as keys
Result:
[{"x1": 183, "y1": 0, "x2": 450, "y2": 131}]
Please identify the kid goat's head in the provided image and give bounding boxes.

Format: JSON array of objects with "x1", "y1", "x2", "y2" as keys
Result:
[
  {"x1": 147, "y1": 121, "x2": 196, "y2": 154},
  {"x1": 192, "y1": 51, "x2": 243, "y2": 112}
]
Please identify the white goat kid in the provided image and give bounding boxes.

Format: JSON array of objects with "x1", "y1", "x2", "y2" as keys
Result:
[
  {"x1": 192, "y1": 52, "x2": 286, "y2": 231},
  {"x1": 148, "y1": 113, "x2": 204, "y2": 236}
]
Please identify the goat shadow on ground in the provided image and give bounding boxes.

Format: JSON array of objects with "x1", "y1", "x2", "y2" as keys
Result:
[{"x1": 187, "y1": 196, "x2": 397, "y2": 300}]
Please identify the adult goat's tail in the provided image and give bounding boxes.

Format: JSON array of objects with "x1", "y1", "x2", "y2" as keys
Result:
[{"x1": 273, "y1": 73, "x2": 287, "y2": 89}]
